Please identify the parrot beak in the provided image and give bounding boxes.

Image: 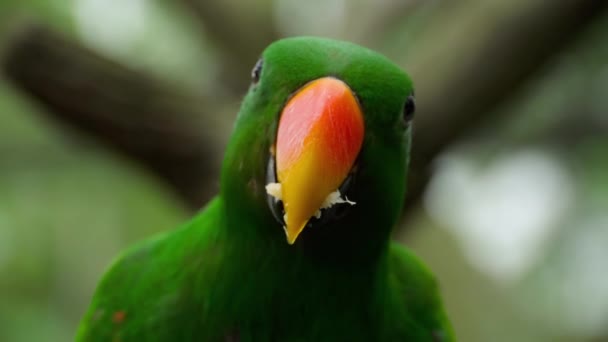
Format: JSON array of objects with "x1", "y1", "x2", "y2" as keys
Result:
[{"x1": 269, "y1": 77, "x2": 364, "y2": 244}]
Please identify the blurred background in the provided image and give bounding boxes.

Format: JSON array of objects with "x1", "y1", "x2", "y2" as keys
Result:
[{"x1": 0, "y1": 0, "x2": 607, "y2": 341}]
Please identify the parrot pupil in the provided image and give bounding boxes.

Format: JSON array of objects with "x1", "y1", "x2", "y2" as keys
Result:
[
  {"x1": 403, "y1": 93, "x2": 415, "y2": 123},
  {"x1": 251, "y1": 58, "x2": 263, "y2": 84}
]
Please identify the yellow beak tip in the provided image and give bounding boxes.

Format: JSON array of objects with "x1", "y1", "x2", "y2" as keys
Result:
[
  {"x1": 284, "y1": 222, "x2": 308, "y2": 245},
  {"x1": 285, "y1": 231, "x2": 300, "y2": 245}
]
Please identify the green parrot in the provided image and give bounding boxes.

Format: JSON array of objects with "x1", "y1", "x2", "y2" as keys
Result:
[{"x1": 77, "y1": 37, "x2": 454, "y2": 341}]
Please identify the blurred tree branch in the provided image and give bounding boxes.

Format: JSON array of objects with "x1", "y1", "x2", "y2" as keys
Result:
[
  {"x1": 401, "y1": 0, "x2": 608, "y2": 213},
  {"x1": 179, "y1": 0, "x2": 280, "y2": 93},
  {"x1": 1, "y1": 26, "x2": 230, "y2": 207},
  {"x1": 1, "y1": 1, "x2": 606, "y2": 220}
]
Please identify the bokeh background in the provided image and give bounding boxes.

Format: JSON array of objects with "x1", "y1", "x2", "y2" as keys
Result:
[{"x1": 1, "y1": 1, "x2": 607, "y2": 341}]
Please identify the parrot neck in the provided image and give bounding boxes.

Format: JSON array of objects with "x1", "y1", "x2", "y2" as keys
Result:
[
  {"x1": 219, "y1": 182, "x2": 394, "y2": 269},
  {"x1": 218, "y1": 190, "x2": 391, "y2": 271}
]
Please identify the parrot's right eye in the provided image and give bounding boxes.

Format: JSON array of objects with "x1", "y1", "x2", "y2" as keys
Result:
[{"x1": 251, "y1": 58, "x2": 263, "y2": 85}]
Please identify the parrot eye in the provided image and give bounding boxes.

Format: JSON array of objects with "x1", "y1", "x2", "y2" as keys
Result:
[
  {"x1": 251, "y1": 58, "x2": 263, "y2": 85},
  {"x1": 403, "y1": 93, "x2": 416, "y2": 124}
]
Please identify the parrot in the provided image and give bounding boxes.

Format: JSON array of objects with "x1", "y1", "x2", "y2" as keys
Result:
[{"x1": 77, "y1": 36, "x2": 454, "y2": 341}]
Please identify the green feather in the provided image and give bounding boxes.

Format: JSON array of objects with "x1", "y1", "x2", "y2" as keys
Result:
[{"x1": 77, "y1": 37, "x2": 454, "y2": 341}]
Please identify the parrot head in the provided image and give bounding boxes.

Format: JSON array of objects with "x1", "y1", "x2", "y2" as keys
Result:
[{"x1": 221, "y1": 37, "x2": 415, "y2": 248}]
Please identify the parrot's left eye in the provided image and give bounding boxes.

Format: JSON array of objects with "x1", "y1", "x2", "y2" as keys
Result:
[
  {"x1": 251, "y1": 58, "x2": 263, "y2": 85},
  {"x1": 403, "y1": 93, "x2": 416, "y2": 124}
]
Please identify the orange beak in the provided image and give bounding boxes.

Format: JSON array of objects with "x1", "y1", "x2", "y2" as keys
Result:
[{"x1": 268, "y1": 77, "x2": 364, "y2": 244}]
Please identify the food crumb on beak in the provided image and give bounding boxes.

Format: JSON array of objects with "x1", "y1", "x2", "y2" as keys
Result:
[
  {"x1": 314, "y1": 190, "x2": 356, "y2": 219},
  {"x1": 265, "y1": 182, "x2": 282, "y2": 200},
  {"x1": 266, "y1": 183, "x2": 356, "y2": 223},
  {"x1": 321, "y1": 190, "x2": 356, "y2": 208}
]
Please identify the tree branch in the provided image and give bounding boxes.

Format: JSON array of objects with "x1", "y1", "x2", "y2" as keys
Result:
[
  {"x1": 179, "y1": 0, "x2": 280, "y2": 93},
  {"x1": 401, "y1": 0, "x2": 608, "y2": 212},
  {"x1": 1, "y1": 25, "x2": 230, "y2": 208}
]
